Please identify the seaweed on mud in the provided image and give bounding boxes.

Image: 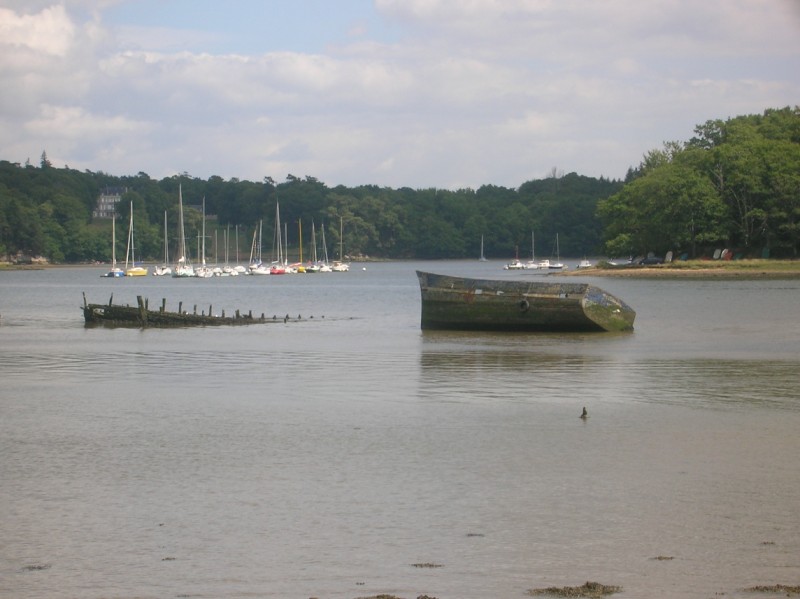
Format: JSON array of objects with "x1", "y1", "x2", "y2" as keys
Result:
[
  {"x1": 527, "y1": 581, "x2": 623, "y2": 597},
  {"x1": 744, "y1": 584, "x2": 800, "y2": 595}
]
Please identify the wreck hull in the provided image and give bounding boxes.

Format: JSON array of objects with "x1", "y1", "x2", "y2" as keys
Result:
[
  {"x1": 82, "y1": 294, "x2": 267, "y2": 328},
  {"x1": 416, "y1": 271, "x2": 635, "y2": 333}
]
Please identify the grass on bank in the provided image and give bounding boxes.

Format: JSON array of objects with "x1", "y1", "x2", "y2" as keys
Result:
[
  {"x1": 581, "y1": 258, "x2": 800, "y2": 278},
  {"x1": 600, "y1": 258, "x2": 799, "y2": 271}
]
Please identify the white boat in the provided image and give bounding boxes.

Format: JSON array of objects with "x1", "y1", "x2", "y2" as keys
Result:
[
  {"x1": 153, "y1": 211, "x2": 172, "y2": 276},
  {"x1": 248, "y1": 221, "x2": 267, "y2": 274},
  {"x1": 503, "y1": 259, "x2": 525, "y2": 270},
  {"x1": 269, "y1": 203, "x2": 287, "y2": 274},
  {"x1": 503, "y1": 245, "x2": 525, "y2": 270},
  {"x1": 304, "y1": 220, "x2": 320, "y2": 272},
  {"x1": 542, "y1": 234, "x2": 565, "y2": 270},
  {"x1": 102, "y1": 215, "x2": 125, "y2": 278},
  {"x1": 317, "y1": 222, "x2": 332, "y2": 272},
  {"x1": 125, "y1": 201, "x2": 148, "y2": 276},
  {"x1": 194, "y1": 197, "x2": 214, "y2": 278},
  {"x1": 172, "y1": 184, "x2": 194, "y2": 278},
  {"x1": 524, "y1": 231, "x2": 539, "y2": 269},
  {"x1": 577, "y1": 258, "x2": 593, "y2": 269},
  {"x1": 331, "y1": 216, "x2": 350, "y2": 271}
]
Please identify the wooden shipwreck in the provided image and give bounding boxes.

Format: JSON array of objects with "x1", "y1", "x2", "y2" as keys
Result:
[
  {"x1": 416, "y1": 271, "x2": 636, "y2": 333},
  {"x1": 82, "y1": 293, "x2": 291, "y2": 328}
]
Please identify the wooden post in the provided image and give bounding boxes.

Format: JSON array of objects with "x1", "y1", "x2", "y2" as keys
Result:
[{"x1": 137, "y1": 296, "x2": 147, "y2": 326}]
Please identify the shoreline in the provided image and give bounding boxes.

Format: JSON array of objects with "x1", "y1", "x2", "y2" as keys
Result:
[
  {"x1": 4, "y1": 259, "x2": 800, "y2": 279},
  {"x1": 559, "y1": 259, "x2": 800, "y2": 279}
]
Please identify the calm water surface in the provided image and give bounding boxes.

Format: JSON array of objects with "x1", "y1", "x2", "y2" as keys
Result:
[{"x1": 1, "y1": 261, "x2": 799, "y2": 599}]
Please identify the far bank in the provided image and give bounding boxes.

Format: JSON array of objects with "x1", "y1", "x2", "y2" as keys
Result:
[{"x1": 561, "y1": 259, "x2": 800, "y2": 279}]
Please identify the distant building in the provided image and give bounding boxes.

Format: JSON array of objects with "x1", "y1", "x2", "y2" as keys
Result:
[{"x1": 93, "y1": 187, "x2": 127, "y2": 219}]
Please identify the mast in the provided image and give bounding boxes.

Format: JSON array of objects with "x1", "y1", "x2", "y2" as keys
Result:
[
  {"x1": 125, "y1": 201, "x2": 133, "y2": 269},
  {"x1": 163, "y1": 211, "x2": 169, "y2": 266},
  {"x1": 339, "y1": 216, "x2": 344, "y2": 260},
  {"x1": 311, "y1": 220, "x2": 317, "y2": 262},
  {"x1": 201, "y1": 197, "x2": 206, "y2": 266},
  {"x1": 177, "y1": 184, "x2": 186, "y2": 264},
  {"x1": 298, "y1": 220, "x2": 303, "y2": 263},
  {"x1": 111, "y1": 215, "x2": 117, "y2": 268}
]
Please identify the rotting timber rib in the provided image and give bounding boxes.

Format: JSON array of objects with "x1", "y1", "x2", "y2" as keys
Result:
[
  {"x1": 82, "y1": 293, "x2": 293, "y2": 328},
  {"x1": 416, "y1": 271, "x2": 636, "y2": 333}
]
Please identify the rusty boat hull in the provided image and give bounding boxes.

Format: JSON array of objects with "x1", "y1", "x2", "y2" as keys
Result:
[{"x1": 416, "y1": 271, "x2": 636, "y2": 333}]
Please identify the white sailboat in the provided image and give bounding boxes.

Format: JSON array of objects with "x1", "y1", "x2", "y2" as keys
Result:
[
  {"x1": 194, "y1": 197, "x2": 213, "y2": 278},
  {"x1": 305, "y1": 220, "x2": 320, "y2": 272},
  {"x1": 503, "y1": 245, "x2": 525, "y2": 270},
  {"x1": 172, "y1": 184, "x2": 194, "y2": 278},
  {"x1": 479, "y1": 235, "x2": 487, "y2": 261},
  {"x1": 125, "y1": 201, "x2": 148, "y2": 276},
  {"x1": 331, "y1": 216, "x2": 350, "y2": 271},
  {"x1": 101, "y1": 215, "x2": 125, "y2": 277},
  {"x1": 318, "y1": 222, "x2": 332, "y2": 272},
  {"x1": 270, "y1": 203, "x2": 286, "y2": 274},
  {"x1": 221, "y1": 225, "x2": 239, "y2": 276},
  {"x1": 524, "y1": 231, "x2": 539, "y2": 269},
  {"x1": 545, "y1": 233, "x2": 565, "y2": 270},
  {"x1": 153, "y1": 210, "x2": 172, "y2": 276},
  {"x1": 248, "y1": 220, "x2": 269, "y2": 274}
]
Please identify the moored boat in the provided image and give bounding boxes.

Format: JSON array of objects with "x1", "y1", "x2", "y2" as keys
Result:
[
  {"x1": 124, "y1": 201, "x2": 148, "y2": 276},
  {"x1": 102, "y1": 215, "x2": 125, "y2": 278},
  {"x1": 416, "y1": 271, "x2": 635, "y2": 332}
]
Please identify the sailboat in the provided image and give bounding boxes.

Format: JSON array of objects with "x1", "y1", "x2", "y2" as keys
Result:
[
  {"x1": 101, "y1": 215, "x2": 125, "y2": 277},
  {"x1": 331, "y1": 216, "x2": 350, "y2": 271},
  {"x1": 221, "y1": 225, "x2": 239, "y2": 276},
  {"x1": 269, "y1": 202, "x2": 286, "y2": 274},
  {"x1": 248, "y1": 220, "x2": 269, "y2": 274},
  {"x1": 153, "y1": 211, "x2": 172, "y2": 276},
  {"x1": 524, "y1": 231, "x2": 539, "y2": 269},
  {"x1": 503, "y1": 245, "x2": 525, "y2": 270},
  {"x1": 172, "y1": 184, "x2": 194, "y2": 277},
  {"x1": 318, "y1": 222, "x2": 332, "y2": 272},
  {"x1": 194, "y1": 197, "x2": 213, "y2": 278},
  {"x1": 125, "y1": 201, "x2": 148, "y2": 276},
  {"x1": 305, "y1": 220, "x2": 320, "y2": 272},
  {"x1": 544, "y1": 233, "x2": 565, "y2": 270},
  {"x1": 291, "y1": 220, "x2": 306, "y2": 273},
  {"x1": 479, "y1": 235, "x2": 487, "y2": 262}
]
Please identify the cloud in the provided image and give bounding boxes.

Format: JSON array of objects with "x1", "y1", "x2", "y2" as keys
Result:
[
  {"x1": 0, "y1": 5, "x2": 75, "y2": 55},
  {"x1": 0, "y1": 1, "x2": 798, "y2": 188}
]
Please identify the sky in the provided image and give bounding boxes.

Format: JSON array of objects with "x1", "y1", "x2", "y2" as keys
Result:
[{"x1": 1, "y1": 0, "x2": 799, "y2": 190}]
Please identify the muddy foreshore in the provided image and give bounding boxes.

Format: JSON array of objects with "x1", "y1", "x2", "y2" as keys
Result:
[{"x1": 561, "y1": 260, "x2": 800, "y2": 279}]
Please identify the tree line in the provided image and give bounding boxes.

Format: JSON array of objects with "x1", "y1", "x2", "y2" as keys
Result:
[
  {"x1": 1, "y1": 106, "x2": 797, "y2": 265},
  {"x1": 599, "y1": 106, "x2": 800, "y2": 259},
  {"x1": 0, "y1": 161, "x2": 619, "y2": 264}
]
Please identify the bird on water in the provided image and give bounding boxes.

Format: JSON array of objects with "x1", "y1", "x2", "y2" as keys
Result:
[{"x1": 580, "y1": 407, "x2": 588, "y2": 419}]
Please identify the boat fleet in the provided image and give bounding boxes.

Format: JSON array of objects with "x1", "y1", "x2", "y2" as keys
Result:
[
  {"x1": 502, "y1": 232, "x2": 569, "y2": 271},
  {"x1": 103, "y1": 186, "x2": 350, "y2": 279}
]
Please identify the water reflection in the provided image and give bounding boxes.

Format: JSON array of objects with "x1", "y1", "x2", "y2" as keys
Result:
[{"x1": 419, "y1": 332, "x2": 800, "y2": 412}]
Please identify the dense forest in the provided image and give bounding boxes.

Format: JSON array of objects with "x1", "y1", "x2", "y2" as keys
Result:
[{"x1": 1, "y1": 106, "x2": 798, "y2": 264}]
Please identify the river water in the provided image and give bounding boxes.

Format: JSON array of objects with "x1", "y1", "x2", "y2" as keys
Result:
[{"x1": 1, "y1": 261, "x2": 799, "y2": 599}]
